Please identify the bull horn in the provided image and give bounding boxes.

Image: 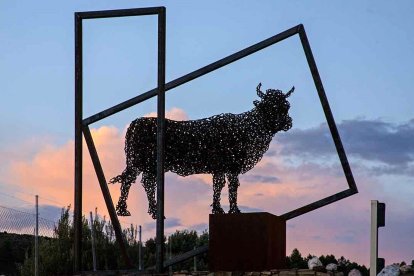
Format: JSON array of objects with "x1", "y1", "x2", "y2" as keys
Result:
[
  {"x1": 256, "y1": 83, "x2": 265, "y2": 98},
  {"x1": 285, "y1": 86, "x2": 295, "y2": 97}
]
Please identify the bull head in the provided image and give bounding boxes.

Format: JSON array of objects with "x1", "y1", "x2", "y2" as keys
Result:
[
  {"x1": 256, "y1": 82, "x2": 294, "y2": 99},
  {"x1": 254, "y1": 83, "x2": 294, "y2": 107},
  {"x1": 254, "y1": 83, "x2": 295, "y2": 133}
]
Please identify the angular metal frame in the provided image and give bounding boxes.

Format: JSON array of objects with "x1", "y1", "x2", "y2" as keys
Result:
[
  {"x1": 74, "y1": 7, "x2": 166, "y2": 272},
  {"x1": 75, "y1": 11, "x2": 358, "y2": 272}
]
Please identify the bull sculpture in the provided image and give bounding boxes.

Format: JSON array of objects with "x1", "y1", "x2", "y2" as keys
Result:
[{"x1": 110, "y1": 83, "x2": 294, "y2": 218}]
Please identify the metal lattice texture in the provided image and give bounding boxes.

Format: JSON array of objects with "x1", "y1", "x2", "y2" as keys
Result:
[
  {"x1": 0, "y1": 205, "x2": 56, "y2": 237},
  {"x1": 110, "y1": 83, "x2": 294, "y2": 218}
]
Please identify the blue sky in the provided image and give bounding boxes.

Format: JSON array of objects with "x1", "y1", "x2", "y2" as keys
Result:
[
  {"x1": 1, "y1": 0, "x2": 414, "y2": 266},
  {"x1": 2, "y1": 1, "x2": 414, "y2": 137}
]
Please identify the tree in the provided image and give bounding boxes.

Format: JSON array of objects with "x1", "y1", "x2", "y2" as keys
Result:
[
  {"x1": 319, "y1": 254, "x2": 338, "y2": 266},
  {"x1": 20, "y1": 206, "x2": 141, "y2": 275},
  {"x1": 143, "y1": 237, "x2": 156, "y2": 269},
  {"x1": 287, "y1": 248, "x2": 308, "y2": 269},
  {"x1": 17, "y1": 213, "x2": 372, "y2": 275},
  {"x1": 165, "y1": 229, "x2": 208, "y2": 272}
]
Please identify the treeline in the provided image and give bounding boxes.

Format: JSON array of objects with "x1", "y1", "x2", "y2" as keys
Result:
[
  {"x1": 0, "y1": 206, "x2": 389, "y2": 275},
  {"x1": 1, "y1": 206, "x2": 207, "y2": 275},
  {"x1": 286, "y1": 248, "x2": 369, "y2": 276},
  {"x1": 0, "y1": 232, "x2": 51, "y2": 274}
]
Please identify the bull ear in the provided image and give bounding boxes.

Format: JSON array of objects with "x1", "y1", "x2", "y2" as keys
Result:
[
  {"x1": 285, "y1": 86, "x2": 295, "y2": 97},
  {"x1": 256, "y1": 83, "x2": 265, "y2": 98}
]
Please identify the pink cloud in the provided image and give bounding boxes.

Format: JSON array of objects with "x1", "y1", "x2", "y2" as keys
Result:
[
  {"x1": 144, "y1": 107, "x2": 189, "y2": 121},
  {"x1": 2, "y1": 108, "x2": 414, "y2": 265}
]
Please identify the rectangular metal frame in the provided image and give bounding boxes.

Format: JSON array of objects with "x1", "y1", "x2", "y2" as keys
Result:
[
  {"x1": 74, "y1": 7, "x2": 165, "y2": 272},
  {"x1": 75, "y1": 15, "x2": 358, "y2": 272}
]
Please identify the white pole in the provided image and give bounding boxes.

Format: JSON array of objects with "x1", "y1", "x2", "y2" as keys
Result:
[
  {"x1": 90, "y1": 212, "x2": 97, "y2": 271},
  {"x1": 35, "y1": 195, "x2": 38, "y2": 276},
  {"x1": 139, "y1": 225, "x2": 142, "y2": 270},
  {"x1": 370, "y1": 200, "x2": 378, "y2": 276}
]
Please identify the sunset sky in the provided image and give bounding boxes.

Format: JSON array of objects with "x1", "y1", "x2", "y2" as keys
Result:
[{"x1": 1, "y1": 0, "x2": 414, "y2": 266}]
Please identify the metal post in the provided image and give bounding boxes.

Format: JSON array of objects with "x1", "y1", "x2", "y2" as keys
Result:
[
  {"x1": 74, "y1": 7, "x2": 167, "y2": 272},
  {"x1": 370, "y1": 200, "x2": 379, "y2": 276},
  {"x1": 35, "y1": 195, "x2": 38, "y2": 276},
  {"x1": 89, "y1": 212, "x2": 97, "y2": 271},
  {"x1": 139, "y1": 225, "x2": 142, "y2": 270},
  {"x1": 370, "y1": 200, "x2": 386, "y2": 276},
  {"x1": 298, "y1": 24, "x2": 357, "y2": 192},
  {"x1": 83, "y1": 126, "x2": 133, "y2": 267},
  {"x1": 74, "y1": 12, "x2": 83, "y2": 273},
  {"x1": 155, "y1": 7, "x2": 166, "y2": 274}
]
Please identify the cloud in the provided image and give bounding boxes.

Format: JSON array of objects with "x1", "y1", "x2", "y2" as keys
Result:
[
  {"x1": 240, "y1": 174, "x2": 281, "y2": 184},
  {"x1": 2, "y1": 108, "x2": 192, "y2": 241},
  {"x1": 165, "y1": 217, "x2": 182, "y2": 228},
  {"x1": 1, "y1": 115, "x2": 414, "y2": 264},
  {"x1": 143, "y1": 217, "x2": 182, "y2": 232},
  {"x1": 276, "y1": 118, "x2": 414, "y2": 169},
  {"x1": 144, "y1": 107, "x2": 189, "y2": 121},
  {"x1": 334, "y1": 233, "x2": 358, "y2": 244},
  {"x1": 189, "y1": 223, "x2": 208, "y2": 233}
]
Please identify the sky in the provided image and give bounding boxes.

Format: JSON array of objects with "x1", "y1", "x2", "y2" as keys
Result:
[{"x1": 1, "y1": 0, "x2": 414, "y2": 266}]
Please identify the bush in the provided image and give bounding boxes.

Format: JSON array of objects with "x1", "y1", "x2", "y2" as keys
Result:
[{"x1": 20, "y1": 207, "x2": 141, "y2": 275}]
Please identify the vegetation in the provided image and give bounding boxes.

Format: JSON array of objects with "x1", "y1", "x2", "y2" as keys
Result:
[
  {"x1": 0, "y1": 232, "x2": 50, "y2": 275},
  {"x1": 19, "y1": 207, "x2": 142, "y2": 275},
  {"x1": 0, "y1": 207, "x2": 404, "y2": 275},
  {"x1": 286, "y1": 248, "x2": 369, "y2": 276},
  {"x1": 17, "y1": 206, "x2": 208, "y2": 275},
  {"x1": 167, "y1": 229, "x2": 209, "y2": 271}
]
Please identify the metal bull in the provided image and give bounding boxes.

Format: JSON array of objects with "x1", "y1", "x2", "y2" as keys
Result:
[{"x1": 110, "y1": 83, "x2": 294, "y2": 219}]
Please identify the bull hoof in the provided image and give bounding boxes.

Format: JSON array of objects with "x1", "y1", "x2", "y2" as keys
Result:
[
  {"x1": 150, "y1": 213, "x2": 166, "y2": 220},
  {"x1": 212, "y1": 207, "x2": 225, "y2": 214},
  {"x1": 229, "y1": 206, "x2": 241, "y2": 214},
  {"x1": 117, "y1": 209, "x2": 131, "y2": 216},
  {"x1": 116, "y1": 203, "x2": 131, "y2": 216}
]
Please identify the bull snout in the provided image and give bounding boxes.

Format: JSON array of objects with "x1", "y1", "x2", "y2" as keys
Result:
[{"x1": 282, "y1": 116, "x2": 292, "y2": 131}]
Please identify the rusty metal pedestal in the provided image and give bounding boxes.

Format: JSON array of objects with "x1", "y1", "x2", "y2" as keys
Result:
[{"x1": 209, "y1": 212, "x2": 286, "y2": 272}]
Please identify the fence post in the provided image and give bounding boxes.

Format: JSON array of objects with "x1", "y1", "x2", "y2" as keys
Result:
[
  {"x1": 35, "y1": 195, "x2": 39, "y2": 276},
  {"x1": 89, "y1": 212, "x2": 97, "y2": 271}
]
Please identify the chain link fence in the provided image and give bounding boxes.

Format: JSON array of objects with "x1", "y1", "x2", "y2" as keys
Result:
[
  {"x1": 0, "y1": 204, "x2": 138, "y2": 238},
  {"x1": 0, "y1": 205, "x2": 56, "y2": 237}
]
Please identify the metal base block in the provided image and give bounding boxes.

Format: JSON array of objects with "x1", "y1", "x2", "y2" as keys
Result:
[{"x1": 209, "y1": 212, "x2": 286, "y2": 271}]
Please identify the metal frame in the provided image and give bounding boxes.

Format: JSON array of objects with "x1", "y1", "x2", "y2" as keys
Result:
[
  {"x1": 74, "y1": 7, "x2": 166, "y2": 272},
  {"x1": 75, "y1": 10, "x2": 358, "y2": 272}
]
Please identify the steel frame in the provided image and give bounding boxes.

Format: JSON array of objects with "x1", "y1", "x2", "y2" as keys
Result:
[
  {"x1": 74, "y1": 7, "x2": 166, "y2": 272},
  {"x1": 75, "y1": 8, "x2": 357, "y2": 272}
]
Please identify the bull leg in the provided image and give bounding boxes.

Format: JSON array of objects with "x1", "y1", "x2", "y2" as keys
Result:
[
  {"x1": 211, "y1": 173, "x2": 225, "y2": 214},
  {"x1": 227, "y1": 174, "x2": 241, "y2": 214},
  {"x1": 111, "y1": 166, "x2": 139, "y2": 216},
  {"x1": 141, "y1": 172, "x2": 157, "y2": 219}
]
